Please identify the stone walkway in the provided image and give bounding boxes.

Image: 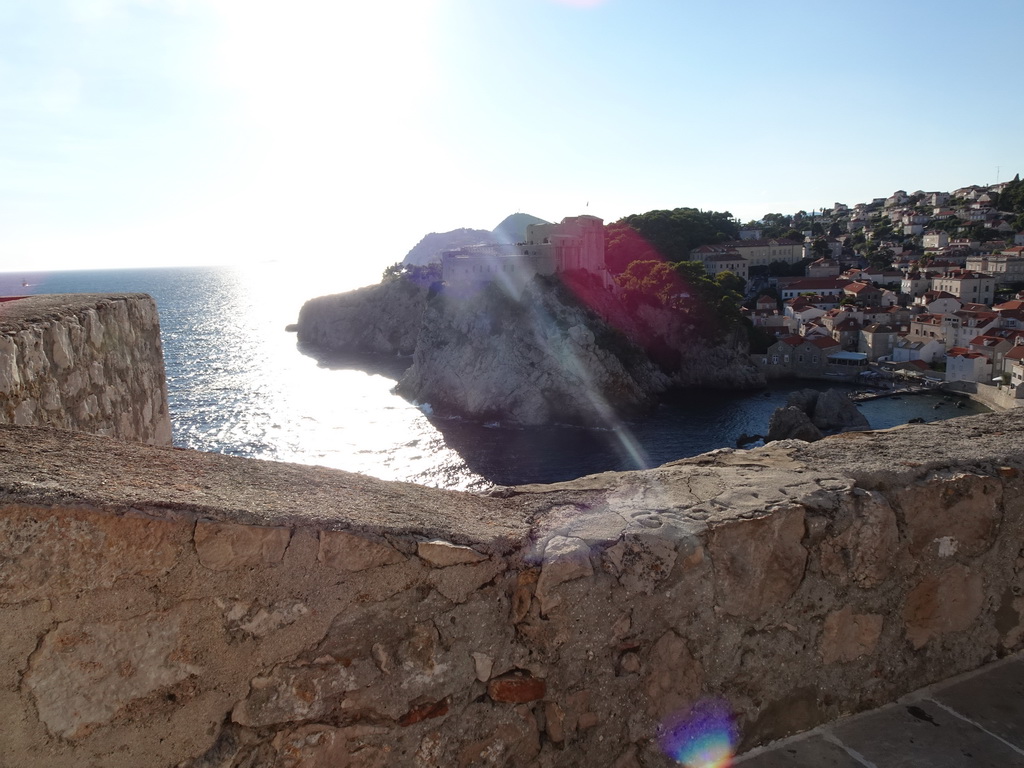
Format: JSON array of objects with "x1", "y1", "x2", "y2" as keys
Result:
[{"x1": 735, "y1": 652, "x2": 1024, "y2": 767}]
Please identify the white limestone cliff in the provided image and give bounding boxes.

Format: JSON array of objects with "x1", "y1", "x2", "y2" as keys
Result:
[
  {"x1": 296, "y1": 278, "x2": 426, "y2": 357},
  {"x1": 395, "y1": 280, "x2": 671, "y2": 426}
]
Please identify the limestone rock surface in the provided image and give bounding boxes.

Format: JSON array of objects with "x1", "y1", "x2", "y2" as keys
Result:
[
  {"x1": 767, "y1": 388, "x2": 868, "y2": 442},
  {"x1": 395, "y1": 280, "x2": 671, "y2": 426},
  {"x1": 810, "y1": 388, "x2": 870, "y2": 431},
  {"x1": 767, "y1": 405, "x2": 824, "y2": 442},
  {"x1": 296, "y1": 278, "x2": 426, "y2": 356}
]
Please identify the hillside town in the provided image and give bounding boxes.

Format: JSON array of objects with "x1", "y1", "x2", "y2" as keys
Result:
[{"x1": 689, "y1": 179, "x2": 1024, "y2": 408}]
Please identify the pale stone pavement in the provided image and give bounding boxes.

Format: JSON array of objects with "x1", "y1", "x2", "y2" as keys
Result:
[{"x1": 736, "y1": 652, "x2": 1024, "y2": 767}]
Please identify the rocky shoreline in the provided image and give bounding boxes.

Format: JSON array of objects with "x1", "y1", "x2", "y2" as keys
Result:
[{"x1": 297, "y1": 275, "x2": 766, "y2": 427}]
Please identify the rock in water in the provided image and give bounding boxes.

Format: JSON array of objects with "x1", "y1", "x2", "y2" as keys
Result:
[
  {"x1": 811, "y1": 389, "x2": 870, "y2": 432},
  {"x1": 394, "y1": 279, "x2": 671, "y2": 426},
  {"x1": 786, "y1": 388, "x2": 820, "y2": 415},
  {"x1": 296, "y1": 278, "x2": 426, "y2": 356},
  {"x1": 767, "y1": 388, "x2": 869, "y2": 443},
  {"x1": 766, "y1": 406, "x2": 824, "y2": 443}
]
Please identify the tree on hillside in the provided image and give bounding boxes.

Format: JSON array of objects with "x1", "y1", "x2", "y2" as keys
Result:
[
  {"x1": 381, "y1": 262, "x2": 442, "y2": 285},
  {"x1": 715, "y1": 270, "x2": 746, "y2": 295},
  {"x1": 811, "y1": 238, "x2": 831, "y2": 259},
  {"x1": 616, "y1": 260, "x2": 744, "y2": 340},
  {"x1": 759, "y1": 213, "x2": 792, "y2": 238},
  {"x1": 604, "y1": 208, "x2": 739, "y2": 273},
  {"x1": 999, "y1": 174, "x2": 1024, "y2": 224}
]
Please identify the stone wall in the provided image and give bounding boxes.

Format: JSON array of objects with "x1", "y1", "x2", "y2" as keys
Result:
[
  {"x1": 1, "y1": 412, "x2": 1024, "y2": 766},
  {"x1": 944, "y1": 379, "x2": 1024, "y2": 412},
  {"x1": 0, "y1": 294, "x2": 171, "y2": 445}
]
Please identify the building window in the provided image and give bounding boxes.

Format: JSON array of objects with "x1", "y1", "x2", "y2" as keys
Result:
[{"x1": 771, "y1": 355, "x2": 779, "y2": 364}]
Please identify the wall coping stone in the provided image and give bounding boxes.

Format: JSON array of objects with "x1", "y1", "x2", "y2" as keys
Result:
[
  {"x1": 0, "y1": 293, "x2": 152, "y2": 330},
  {"x1": 1, "y1": 410, "x2": 1021, "y2": 546}
]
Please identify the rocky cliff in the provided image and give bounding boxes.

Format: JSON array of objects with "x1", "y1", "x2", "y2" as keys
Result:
[
  {"x1": 296, "y1": 278, "x2": 426, "y2": 356},
  {"x1": 297, "y1": 274, "x2": 766, "y2": 426},
  {"x1": 395, "y1": 280, "x2": 670, "y2": 426}
]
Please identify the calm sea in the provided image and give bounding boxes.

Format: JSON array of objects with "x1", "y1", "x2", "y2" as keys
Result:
[{"x1": 0, "y1": 266, "x2": 990, "y2": 490}]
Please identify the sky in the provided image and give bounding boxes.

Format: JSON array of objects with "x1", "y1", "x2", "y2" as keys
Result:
[{"x1": 2, "y1": 0, "x2": 1022, "y2": 284}]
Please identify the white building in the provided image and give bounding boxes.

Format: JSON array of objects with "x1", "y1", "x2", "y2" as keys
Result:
[
  {"x1": 701, "y1": 252, "x2": 748, "y2": 280},
  {"x1": 923, "y1": 230, "x2": 950, "y2": 250},
  {"x1": 946, "y1": 347, "x2": 992, "y2": 383},
  {"x1": 931, "y1": 270, "x2": 996, "y2": 303}
]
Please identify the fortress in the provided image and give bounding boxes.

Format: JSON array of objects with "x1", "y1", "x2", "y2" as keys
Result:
[
  {"x1": 441, "y1": 214, "x2": 612, "y2": 292},
  {"x1": 2, "y1": 293, "x2": 1024, "y2": 766}
]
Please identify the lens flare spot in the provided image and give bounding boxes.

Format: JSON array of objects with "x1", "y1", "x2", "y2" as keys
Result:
[{"x1": 661, "y1": 699, "x2": 737, "y2": 767}]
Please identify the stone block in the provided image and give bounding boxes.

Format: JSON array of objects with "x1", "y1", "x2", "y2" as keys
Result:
[
  {"x1": 194, "y1": 520, "x2": 291, "y2": 571},
  {"x1": 708, "y1": 505, "x2": 807, "y2": 618},
  {"x1": 603, "y1": 533, "x2": 678, "y2": 595},
  {"x1": 487, "y1": 673, "x2": 546, "y2": 703},
  {"x1": 819, "y1": 491, "x2": 899, "y2": 589},
  {"x1": 428, "y1": 558, "x2": 504, "y2": 604},
  {"x1": 417, "y1": 539, "x2": 487, "y2": 567},
  {"x1": 645, "y1": 631, "x2": 702, "y2": 719},
  {"x1": 903, "y1": 564, "x2": 984, "y2": 649},
  {"x1": 898, "y1": 473, "x2": 1003, "y2": 557},
  {"x1": 0, "y1": 505, "x2": 181, "y2": 603},
  {"x1": 318, "y1": 530, "x2": 404, "y2": 571},
  {"x1": 232, "y1": 659, "x2": 379, "y2": 728},
  {"x1": 819, "y1": 605, "x2": 883, "y2": 664},
  {"x1": 535, "y1": 535, "x2": 593, "y2": 614},
  {"x1": 23, "y1": 607, "x2": 199, "y2": 739}
]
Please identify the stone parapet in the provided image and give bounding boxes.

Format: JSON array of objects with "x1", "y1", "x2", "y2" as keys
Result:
[
  {"x1": 1, "y1": 412, "x2": 1023, "y2": 766},
  {"x1": 0, "y1": 294, "x2": 171, "y2": 445}
]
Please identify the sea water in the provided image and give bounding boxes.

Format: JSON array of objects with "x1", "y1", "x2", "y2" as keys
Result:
[{"x1": 0, "y1": 266, "x2": 991, "y2": 490}]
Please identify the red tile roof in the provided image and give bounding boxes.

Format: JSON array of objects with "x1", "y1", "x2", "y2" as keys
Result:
[{"x1": 809, "y1": 336, "x2": 840, "y2": 349}]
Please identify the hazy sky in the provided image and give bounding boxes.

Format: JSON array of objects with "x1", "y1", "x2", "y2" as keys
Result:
[{"x1": 2, "y1": 0, "x2": 1022, "y2": 282}]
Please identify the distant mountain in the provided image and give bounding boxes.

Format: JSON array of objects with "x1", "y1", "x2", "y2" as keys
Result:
[
  {"x1": 401, "y1": 213, "x2": 550, "y2": 266},
  {"x1": 492, "y1": 213, "x2": 549, "y2": 245}
]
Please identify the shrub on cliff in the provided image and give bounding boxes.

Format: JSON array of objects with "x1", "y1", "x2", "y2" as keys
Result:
[{"x1": 615, "y1": 259, "x2": 744, "y2": 342}]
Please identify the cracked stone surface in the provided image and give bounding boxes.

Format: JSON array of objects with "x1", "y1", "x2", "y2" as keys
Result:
[{"x1": 2, "y1": 410, "x2": 1024, "y2": 766}]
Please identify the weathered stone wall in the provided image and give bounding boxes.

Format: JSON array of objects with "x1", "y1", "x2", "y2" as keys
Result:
[
  {"x1": 1, "y1": 412, "x2": 1023, "y2": 766},
  {"x1": 0, "y1": 294, "x2": 171, "y2": 445}
]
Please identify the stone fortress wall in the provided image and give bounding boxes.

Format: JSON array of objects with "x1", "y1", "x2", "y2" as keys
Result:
[
  {"x1": 1, "y1": 295, "x2": 1023, "y2": 766},
  {"x1": 0, "y1": 294, "x2": 171, "y2": 445}
]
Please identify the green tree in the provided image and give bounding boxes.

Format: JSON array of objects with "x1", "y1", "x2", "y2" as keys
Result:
[
  {"x1": 715, "y1": 270, "x2": 746, "y2": 295},
  {"x1": 1000, "y1": 173, "x2": 1024, "y2": 214},
  {"x1": 811, "y1": 238, "x2": 831, "y2": 259},
  {"x1": 616, "y1": 259, "x2": 744, "y2": 339},
  {"x1": 604, "y1": 208, "x2": 740, "y2": 274},
  {"x1": 381, "y1": 262, "x2": 442, "y2": 285}
]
